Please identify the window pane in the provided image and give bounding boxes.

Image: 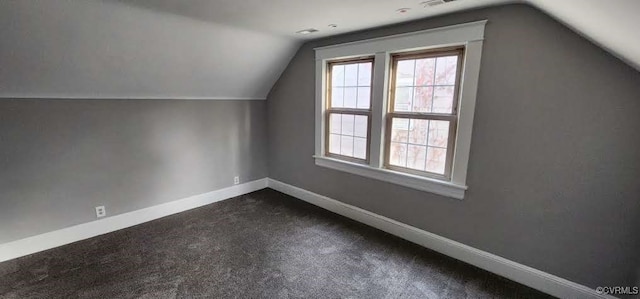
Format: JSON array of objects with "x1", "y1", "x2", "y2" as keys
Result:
[
  {"x1": 435, "y1": 55, "x2": 458, "y2": 85},
  {"x1": 332, "y1": 65, "x2": 345, "y2": 87},
  {"x1": 389, "y1": 118, "x2": 451, "y2": 175},
  {"x1": 391, "y1": 53, "x2": 460, "y2": 115},
  {"x1": 340, "y1": 135, "x2": 354, "y2": 156},
  {"x1": 426, "y1": 147, "x2": 447, "y2": 174},
  {"x1": 329, "y1": 134, "x2": 341, "y2": 154},
  {"x1": 354, "y1": 115, "x2": 368, "y2": 138},
  {"x1": 408, "y1": 119, "x2": 428, "y2": 145},
  {"x1": 428, "y1": 120, "x2": 450, "y2": 148},
  {"x1": 413, "y1": 87, "x2": 434, "y2": 113},
  {"x1": 354, "y1": 137, "x2": 367, "y2": 159},
  {"x1": 343, "y1": 87, "x2": 357, "y2": 108},
  {"x1": 327, "y1": 113, "x2": 368, "y2": 160},
  {"x1": 357, "y1": 63, "x2": 372, "y2": 86},
  {"x1": 331, "y1": 87, "x2": 344, "y2": 108},
  {"x1": 390, "y1": 118, "x2": 409, "y2": 143},
  {"x1": 341, "y1": 114, "x2": 354, "y2": 135},
  {"x1": 356, "y1": 87, "x2": 371, "y2": 109},
  {"x1": 330, "y1": 60, "x2": 372, "y2": 110},
  {"x1": 394, "y1": 87, "x2": 413, "y2": 112},
  {"x1": 389, "y1": 142, "x2": 407, "y2": 167},
  {"x1": 407, "y1": 144, "x2": 427, "y2": 170},
  {"x1": 396, "y1": 60, "x2": 415, "y2": 87},
  {"x1": 433, "y1": 86, "x2": 454, "y2": 114},
  {"x1": 329, "y1": 113, "x2": 342, "y2": 134},
  {"x1": 415, "y1": 58, "x2": 436, "y2": 86},
  {"x1": 344, "y1": 64, "x2": 358, "y2": 86}
]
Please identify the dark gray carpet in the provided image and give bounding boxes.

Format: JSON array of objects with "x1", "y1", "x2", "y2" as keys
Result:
[{"x1": 0, "y1": 189, "x2": 555, "y2": 298}]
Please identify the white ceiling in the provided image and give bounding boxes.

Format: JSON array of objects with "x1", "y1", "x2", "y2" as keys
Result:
[
  {"x1": 115, "y1": 0, "x2": 514, "y2": 39},
  {"x1": 118, "y1": 0, "x2": 640, "y2": 71},
  {"x1": 527, "y1": 0, "x2": 640, "y2": 71}
]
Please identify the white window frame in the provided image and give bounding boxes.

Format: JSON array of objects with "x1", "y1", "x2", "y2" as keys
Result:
[{"x1": 314, "y1": 21, "x2": 486, "y2": 200}]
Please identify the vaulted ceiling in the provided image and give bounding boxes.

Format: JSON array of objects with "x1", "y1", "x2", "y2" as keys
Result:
[
  {"x1": 114, "y1": 0, "x2": 513, "y2": 39},
  {"x1": 528, "y1": 0, "x2": 640, "y2": 71},
  {"x1": 1, "y1": 0, "x2": 638, "y2": 100},
  {"x1": 117, "y1": 0, "x2": 640, "y2": 72}
]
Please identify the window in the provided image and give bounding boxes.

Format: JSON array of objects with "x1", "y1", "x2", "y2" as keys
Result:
[
  {"x1": 386, "y1": 48, "x2": 463, "y2": 179},
  {"x1": 314, "y1": 21, "x2": 486, "y2": 199},
  {"x1": 326, "y1": 59, "x2": 373, "y2": 162}
]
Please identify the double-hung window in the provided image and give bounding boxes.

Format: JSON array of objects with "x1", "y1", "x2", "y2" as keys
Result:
[
  {"x1": 326, "y1": 58, "x2": 373, "y2": 162},
  {"x1": 314, "y1": 21, "x2": 486, "y2": 199},
  {"x1": 386, "y1": 48, "x2": 463, "y2": 179}
]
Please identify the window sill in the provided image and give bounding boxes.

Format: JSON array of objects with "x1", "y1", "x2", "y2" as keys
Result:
[{"x1": 313, "y1": 156, "x2": 467, "y2": 200}]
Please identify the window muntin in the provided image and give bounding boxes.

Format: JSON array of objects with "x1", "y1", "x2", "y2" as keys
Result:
[
  {"x1": 326, "y1": 58, "x2": 373, "y2": 162},
  {"x1": 385, "y1": 48, "x2": 464, "y2": 178}
]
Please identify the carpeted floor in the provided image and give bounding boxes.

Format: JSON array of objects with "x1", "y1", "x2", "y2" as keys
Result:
[{"x1": 0, "y1": 189, "x2": 555, "y2": 298}]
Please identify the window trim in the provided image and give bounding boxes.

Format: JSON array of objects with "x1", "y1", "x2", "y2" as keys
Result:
[{"x1": 314, "y1": 20, "x2": 486, "y2": 200}]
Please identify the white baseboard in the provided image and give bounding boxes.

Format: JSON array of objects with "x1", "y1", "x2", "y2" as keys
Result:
[
  {"x1": 0, "y1": 178, "x2": 268, "y2": 263},
  {"x1": 0, "y1": 177, "x2": 616, "y2": 299},
  {"x1": 267, "y1": 178, "x2": 613, "y2": 299}
]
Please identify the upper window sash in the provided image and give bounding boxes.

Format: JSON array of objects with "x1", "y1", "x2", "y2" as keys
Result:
[
  {"x1": 388, "y1": 47, "x2": 465, "y2": 116},
  {"x1": 326, "y1": 57, "x2": 374, "y2": 111}
]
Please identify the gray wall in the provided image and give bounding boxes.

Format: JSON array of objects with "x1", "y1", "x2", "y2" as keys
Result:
[
  {"x1": 0, "y1": 99, "x2": 267, "y2": 243},
  {"x1": 267, "y1": 4, "x2": 640, "y2": 288}
]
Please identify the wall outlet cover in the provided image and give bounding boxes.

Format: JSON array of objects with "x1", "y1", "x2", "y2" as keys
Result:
[{"x1": 95, "y1": 206, "x2": 106, "y2": 218}]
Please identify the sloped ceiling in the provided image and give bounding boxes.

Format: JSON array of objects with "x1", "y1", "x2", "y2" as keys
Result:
[
  {"x1": 527, "y1": 0, "x2": 640, "y2": 71},
  {"x1": 114, "y1": 0, "x2": 513, "y2": 39},
  {"x1": 1, "y1": 0, "x2": 638, "y2": 100},
  {"x1": 0, "y1": 0, "x2": 300, "y2": 100},
  {"x1": 120, "y1": 0, "x2": 640, "y2": 70}
]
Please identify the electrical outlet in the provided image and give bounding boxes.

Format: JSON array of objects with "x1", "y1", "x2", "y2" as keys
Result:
[
  {"x1": 233, "y1": 176, "x2": 240, "y2": 185},
  {"x1": 95, "y1": 206, "x2": 106, "y2": 218}
]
